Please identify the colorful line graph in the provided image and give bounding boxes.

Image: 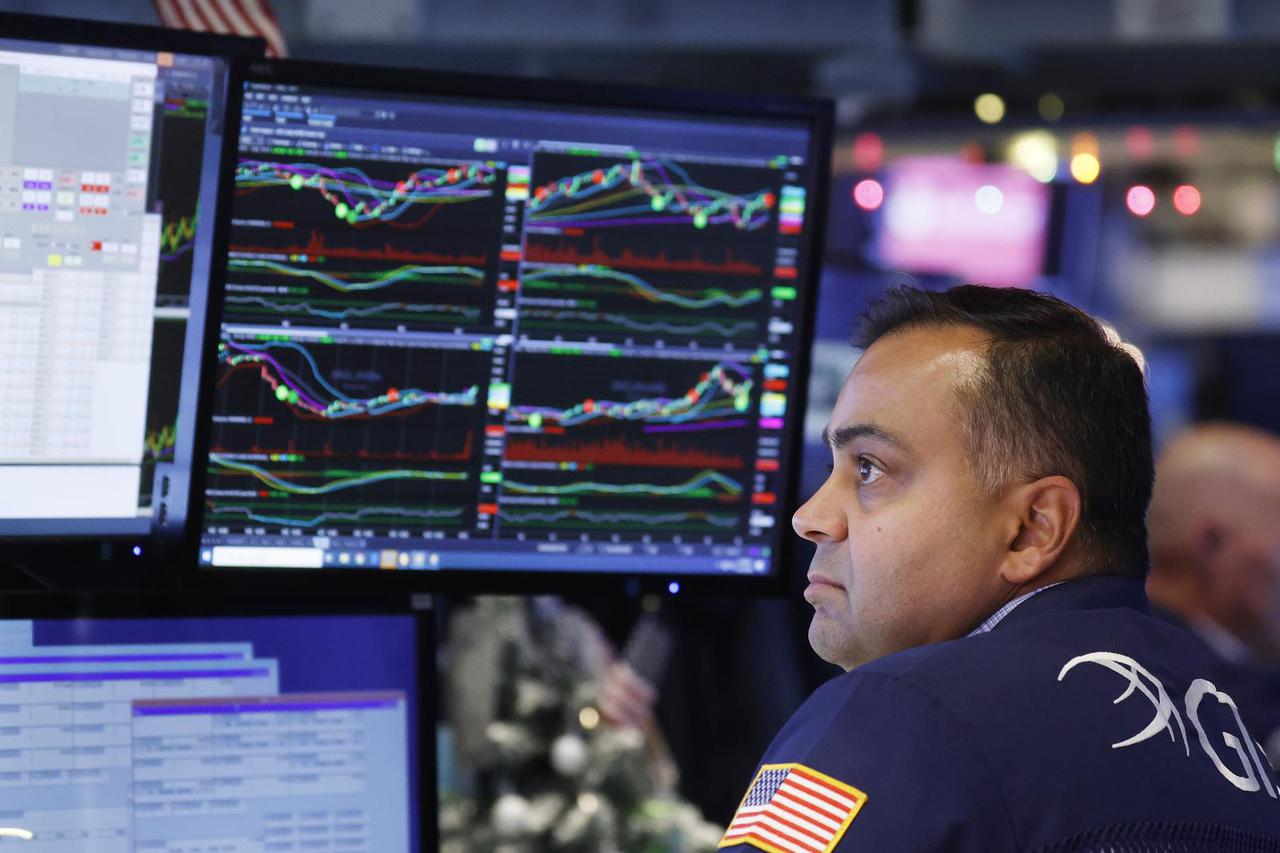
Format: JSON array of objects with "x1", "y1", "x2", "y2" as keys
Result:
[
  {"x1": 502, "y1": 469, "x2": 743, "y2": 498},
  {"x1": 521, "y1": 264, "x2": 762, "y2": 310},
  {"x1": 218, "y1": 339, "x2": 479, "y2": 420},
  {"x1": 509, "y1": 361, "x2": 752, "y2": 428},
  {"x1": 161, "y1": 210, "x2": 198, "y2": 262},
  {"x1": 209, "y1": 502, "x2": 464, "y2": 528},
  {"x1": 235, "y1": 160, "x2": 498, "y2": 225},
  {"x1": 209, "y1": 454, "x2": 467, "y2": 495},
  {"x1": 229, "y1": 230, "x2": 488, "y2": 266},
  {"x1": 528, "y1": 157, "x2": 773, "y2": 231},
  {"x1": 520, "y1": 310, "x2": 756, "y2": 338},
  {"x1": 504, "y1": 435, "x2": 744, "y2": 468},
  {"x1": 498, "y1": 508, "x2": 739, "y2": 529},
  {"x1": 144, "y1": 423, "x2": 178, "y2": 458},
  {"x1": 225, "y1": 295, "x2": 481, "y2": 324},
  {"x1": 226, "y1": 258, "x2": 485, "y2": 293},
  {"x1": 524, "y1": 238, "x2": 762, "y2": 275}
]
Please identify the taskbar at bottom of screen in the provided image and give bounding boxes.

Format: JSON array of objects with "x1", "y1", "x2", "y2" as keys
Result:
[{"x1": 197, "y1": 536, "x2": 772, "y2": 575}]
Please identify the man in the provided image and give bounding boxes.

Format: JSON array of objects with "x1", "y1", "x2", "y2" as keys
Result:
[
  {"x1": 1148, "y1": 424, "x2": 1280, "y2": 664},
  {"x1": 1147, "y1": 423, "x2": 1280, "y2": 764},
  {"x1": 719, "y1": 286, "x2": 1280, "y2": 853}
]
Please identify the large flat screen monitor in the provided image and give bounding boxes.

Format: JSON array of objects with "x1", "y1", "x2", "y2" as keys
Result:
[
  {"x1": 192, "y1": 59, "x2": 832, "y2": 590},
  {"x1": 0, "y1": 604, "x2": 427, "y2": 850},
  {"x1": 0, "y1": 15, "x2": 259, "y2": 539}
]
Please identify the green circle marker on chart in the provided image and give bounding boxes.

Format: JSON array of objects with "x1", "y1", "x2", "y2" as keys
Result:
[
  {"x1": 334, "y1": 202, "x2": 349, "y2": 219},
  {"x1": 275, "y1": 385, "x2": 289, "y2": 401},
  {"x1": 289, "y1": 174, "x2": 304, "y2": 190}
]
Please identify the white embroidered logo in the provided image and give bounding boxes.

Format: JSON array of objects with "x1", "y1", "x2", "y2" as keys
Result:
[
  {"x1": 1058, "y1": 652, "x2": 1188, "y2": 755},
  {"x1": 1059, "y1": 651, "x2": 1278, "y2": 800}
]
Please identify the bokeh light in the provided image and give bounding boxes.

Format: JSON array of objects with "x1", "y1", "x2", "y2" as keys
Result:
[
  {"x1": 1125, "y1": 185, "x2": 1156, "y2": 217},
  {"x1": 1037, "y1": 93, "x2": 1065, "y2": 122},
  {"x1": 852, "y1": 132, "x2": 885, "y2": 172},
  {"x1": 974, "y1": 184, "x2": 1004, "y2": 215},
  {"x1": 974, "y1": 93, "x2": 1006, "y2": 124},
  {"x1": 1007, "y1": 130, "x2": 1058, "y2": 183},
  {"x1": 1070, "y1": 152, "x2": 1101, "y2": 184},
  {"x1": 852, "y1": 178, "x2": 885, "y2": 211},
  {"x1": 1173, "y1": 184, "x2": 1201, "y2": 215}
]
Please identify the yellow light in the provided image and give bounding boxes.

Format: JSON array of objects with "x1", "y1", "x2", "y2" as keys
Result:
[
  {"x1": 1038, "y1": 93, "x2": 1065, "y2": 122},
  {"x1": 1007, "y1": 130, "x2": 1058, "y2": 183},
  {"x1": 974, "y1": 93, "x2": 1006, "y2": 125},
  {"x1": 578, "y1": 706, "x2": 600, "y2": 730},
  {"x1": 1070, "y1": 152, "x2": 1101, "y2": 184},
  {"x1": 1071, "y1": 132, "x2": 1099, "y2": 157}
]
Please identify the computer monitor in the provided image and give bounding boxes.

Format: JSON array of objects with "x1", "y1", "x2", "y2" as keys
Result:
[
  {"x1": 0, "y1": 15, "x2": 260, "y2": 539},
  {"x1": 0, "y1": 601, "x2": 427, "y2": 850},
  {"x1": 192, "y1": 60, "x2": 831, "y2": 590}
]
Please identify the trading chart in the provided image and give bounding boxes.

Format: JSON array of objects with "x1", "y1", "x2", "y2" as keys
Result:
[
  {"x1": 499, "y1": 350, "x2": 757, "y2": 537},
  {"x1": 199, "y1": 79, "x2": 818, "y2": 576},
  {"x1": 224, "y1": 154, "x2": 506, "y2": 333}
]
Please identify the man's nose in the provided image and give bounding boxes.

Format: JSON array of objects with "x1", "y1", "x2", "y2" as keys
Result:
[{"x1": 792, "y1": 477, "x2": 847, "y2": 544}]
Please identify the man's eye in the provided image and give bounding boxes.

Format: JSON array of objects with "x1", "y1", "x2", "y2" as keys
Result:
[{"x1": 857, "y1": 457, "x2": 884, "y2": 485}]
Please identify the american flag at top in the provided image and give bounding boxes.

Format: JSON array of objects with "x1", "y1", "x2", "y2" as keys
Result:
[
  {"x1": 719, "y1": 763, "x2": 867, "y2": 853},
  {"x1": 152, "y1": 0, "x2": 288, "y2": 57}
]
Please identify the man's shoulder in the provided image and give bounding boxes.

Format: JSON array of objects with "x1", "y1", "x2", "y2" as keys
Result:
[
  {"x1": 837, "y1": 596, "x2": 1220, "y2": 735},
  {"x1": 742, "y1": 594, "x2": 1280, "y2": 852}
]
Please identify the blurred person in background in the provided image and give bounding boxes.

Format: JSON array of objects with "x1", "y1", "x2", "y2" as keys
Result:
[{"x1": 1147, "y1": 422, "x2": 1280, "y2": 762}]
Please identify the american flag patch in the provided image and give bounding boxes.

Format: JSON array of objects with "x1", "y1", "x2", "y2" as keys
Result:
[{"x1": 719, "y1": 762, "x2": 867, "y2": 853}]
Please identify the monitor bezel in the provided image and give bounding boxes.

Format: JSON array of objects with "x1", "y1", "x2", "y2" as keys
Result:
[
  {"x1": 0, "y1": 590, "x2": 437, "y2": 852},
  {"x1": 183, "y1": 56, "x2": 833, "y2": 597},
  {"x1": 0, "y1": 13, "x2": 264, "y2": 544}
]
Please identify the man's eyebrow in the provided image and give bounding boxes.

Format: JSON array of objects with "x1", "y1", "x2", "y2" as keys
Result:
[{"x1": 820, "y1": 423, "x2": 908, "y2": 452}]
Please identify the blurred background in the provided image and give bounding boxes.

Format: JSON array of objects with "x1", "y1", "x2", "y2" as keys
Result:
[{"x1": 9, "y1": 0, "x2": 1280, "y2": 842}]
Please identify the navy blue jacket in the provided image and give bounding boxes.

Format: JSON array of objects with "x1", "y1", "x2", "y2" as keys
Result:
[
  {"x1": 1151, "y1": 604, "x2": 1280, "y2": 773},
  {"x1": 720, "y1": 577, "x2": 1280, "y2": 852}
]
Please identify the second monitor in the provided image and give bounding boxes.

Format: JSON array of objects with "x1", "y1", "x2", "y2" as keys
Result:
[{"x1": 195, "y1": 61, "x2": 831, "y2": 586}]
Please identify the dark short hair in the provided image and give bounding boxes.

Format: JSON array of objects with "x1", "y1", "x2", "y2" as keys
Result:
[{"x1": 853, "y1": 285, "x2": 1154, "y2": 577}]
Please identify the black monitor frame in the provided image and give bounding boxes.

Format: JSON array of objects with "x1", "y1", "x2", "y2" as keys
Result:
[
  {"x1": 0, "y1": 13, "x2": 263, "y2": 552},
  {"x1": 0, "y1": 590, "x2": 437, "y2": 852},
  {"x1": 182, "y1": 56, "x2": 833, "y2": 598}
]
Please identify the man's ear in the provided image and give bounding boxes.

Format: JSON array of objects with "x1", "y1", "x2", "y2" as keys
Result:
[{"x1": 1000, "y1": 475, "x2": 1082, "y2": 585}]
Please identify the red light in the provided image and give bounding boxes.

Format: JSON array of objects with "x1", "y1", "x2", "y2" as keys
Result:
[
  {"x1": 1173, "y1": 184, "x2": 1201, "y2": 215},
  {"x1": 1173, "y1": 126, "x2": 1200, "y2": 158},
  {"x1": 1125, "y1": 185, "x2": 1156, "y2": 217},
  {"x1": 852, "y1": 179, "x2": 885, "y2": 211},
  {"x1": 960, "y1": 142, "x2": 984, "y2": 164},
  {"x1": 1125, "y1": 126, "x2": 1155, "y2": 160},
  {"x1": 852, "y1": 132, "x2": 884, "y2": 171}
]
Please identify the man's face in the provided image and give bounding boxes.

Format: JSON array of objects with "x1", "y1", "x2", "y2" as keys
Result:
[{"x1": 792, "y1": 325, "x2": 1015, "y2": 670}]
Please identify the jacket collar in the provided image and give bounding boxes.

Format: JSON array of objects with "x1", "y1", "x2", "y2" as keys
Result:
[{"x1": 993, "y1": 574, "x2": 1149, "y2": 632}]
